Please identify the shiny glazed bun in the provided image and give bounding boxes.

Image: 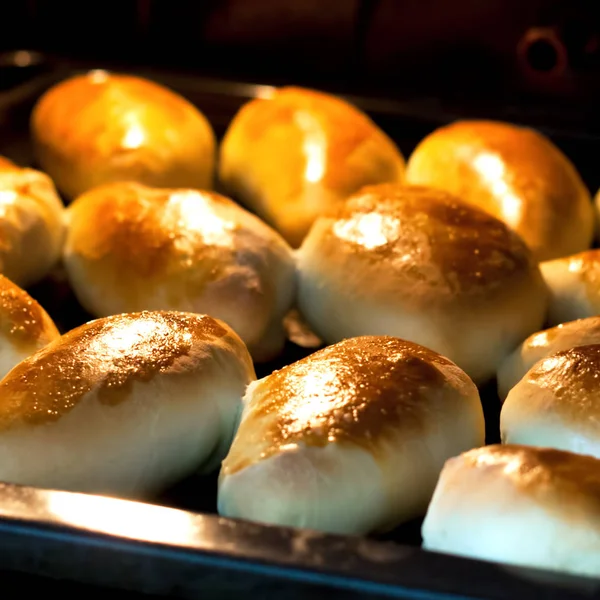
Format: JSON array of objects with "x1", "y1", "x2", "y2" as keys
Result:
[
  {"x1": 540, "y1": 249, "x2": 600, "y2": 326},
  {"x1": 0, "y1": 275, "x2": 59, "y2": 379},
  {"x1": 219, "y1": 86, "x2": 405, "y2": 247},
  {"x1": 497, "y1": 317, "x2": 600, "y2": 400},
  {"x1": 405, "y1": 120, "x2": 593, "y2": 261},
  {"x1": 63, "y1": 182, "x2": 296, "y2": 362},
  {"x1": 297, "y1": 184, "x2": 548, "y2": 383},
  {"x1": 422, "y1": 445, "x2": 600, "y2": 578},
  {"x1": 501, "y1": 344, "x2": 600, "y2": 458},
  {"x1": 0, "y1": 311, "x2": 255, "y2": 498},
  {"x1": 0, "y1": 166, "x2": 65, "y2": 287},
  {"x1": 218, "y1": 336, "x2": 485, "y2": 535},
  {"x1": 31, "y1": 70, "x2": 216, "y2": 200}
]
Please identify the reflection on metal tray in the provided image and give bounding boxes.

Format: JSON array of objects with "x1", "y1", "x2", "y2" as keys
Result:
[{"x1": 0, "y1": 51, "x2": 599, "y2": 599}]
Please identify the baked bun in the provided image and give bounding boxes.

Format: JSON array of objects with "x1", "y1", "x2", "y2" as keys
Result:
[
  {"x1": 497, "y1": 317, "x2": 600, "y2": 400},
  {"x1": 540, "y1": 249, "x2": 600, "y2": 326},
  {"x1": 0, "y1": 274, "x2": 59, "y2": 378},
  {"x1": 31, "y1": 70, "x2": 216, "y2": 200},
  {"x1": 0, "y1": 311, "x2": 255, "y2": 498},
  {"x1": 218, "y1": 336, "x2": 484, "y2": 534},
  {"x1": 219, "y1": 86, "x2": 405, "y2": 247},
  {"x1": 501, "y1": 344, "x2": 600, "y2": 458},
  {"x1": 297, "y1": 184, "x2": 548, "y2": 383},
  {"x1": 422, "y1": 444, "x2": 600, "y2": 578},
  {"x1": 0, "y1": 166, "x2": 65, "y2": 287},
  {"x1": 405, "y1": 120, "x2": 593, "y2": 261},
  {"x1": 63, "y1": 182, "x2": 296, "y2": 362}
]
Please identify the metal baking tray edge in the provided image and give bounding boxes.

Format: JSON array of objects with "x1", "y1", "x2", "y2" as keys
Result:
[{"x1": 0, "y1": 52, "x2": 598, "y2": 599}]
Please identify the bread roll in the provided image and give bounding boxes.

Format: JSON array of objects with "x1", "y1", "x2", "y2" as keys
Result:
[
  {"x1": 218, "y1": 336, "x2": 485, "y2": 535},
  {"x1": 0, "y1": 166, "x2": 65, "y2": 287},
  {"x1": 405, "y1": 120, "x2": 593, "y2": 261},
  {"x1": 219, "y1": 86, "x2": 405, "y2": 247},
  {"x1": 422, "y1": 444, "x2": 600, "y2": 578},
  {"x1": 0, "y1": 311, "x2": 255, "y2": 498},
  {"x1": 497, "y1": 317, "x2": 600, "y2": 400},
  {"x1": 501, "y1": 344, "x2": 600, "y2": 458},
  {"x1": 31, "y1": 70, "x2": 216, "y2": 200},
  {"x1": 0, "y1": 274, "x2": 59, "y2": 379},
  {"x1": 63, "y1": 182, "x2": 296, "y2": 362},
  {"x1": 540, "y1": 249, "x2": 600, "y2": 326},
  {"x1": 297, "y1": 184, "x2": 548, "y2": 384}
]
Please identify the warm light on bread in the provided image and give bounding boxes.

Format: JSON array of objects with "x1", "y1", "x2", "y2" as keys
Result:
[
  {"x1": 31, "y1": 70, "x2": 216, "y2": 200},
  {"x1": 0, "y1": 166, "x2": 65, "y2": 287},
  {"x1": 405, "y1": 120, "x2": 594, "y2": 261},
  {"x1": 497, "y1": 317, "x2": 600, "y2": 400},
  {"x1": 63, "y1": 181, "x2": 296, "y2": 362},
  {"x1": 0, "y1": 311, "x2": 255, "y2": 498},
  {"x1": 501, "y1": 344, "x2": 600, "y2": 458},
  {"x1": 297, "y1": 184, "x2": 548, "y2": 383},
  {"x1": 218, "y1": 336, "x2": 484, "y2": 534},
  {"x1": 0, "y1": 274, "x2": 59, "y2": 379},
  {"x1": 219, "y1": 86, "x2": 405, "y2": 247},
  {"x1": 540, "y1": 249, "x2": 600, "y2": 326},
  {"x1": 422, "y1": 444, "x2": 600, "y2": 578}
]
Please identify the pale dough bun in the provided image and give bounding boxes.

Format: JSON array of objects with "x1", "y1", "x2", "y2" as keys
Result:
[
  {"x1": 501, "y1": 344, "x2": 600, "y2": 458},
  {"x1": 31, "y1": 70, "x2": 216, "y2": 200},
  {"x1": 0, "y1": 311, "x2": 255, "y2": 498},
  {"x1": 497, "y1": 317, "x2": 600, "y2": 401},
  {"x1": 0, "y1": 274, "x2": 59, "y2": 379},
  {"x1": 422, "y1": 444, "x2": 600, "y2": 579},
  {"x1": 297, "y1": 184, "x2": 548, "y2": 384},
  {"x1": 218, "y1": 336, "x2": 485, "y2": 535},
  {"x1": 405, "y1": 120, "x2": 593, "y2": 261},
  {"x1": 540, "y1": 249, "x2": 600, "y2": 326},
  {"x1": 219, "y1": 86, "x2": 405, "y2": 247},
  {"x1": 0, "y1": 166, "x2": 65, "y2": 287},
  {"x1": 63, "y1": 182, "x2": 296, "y2": 362}
]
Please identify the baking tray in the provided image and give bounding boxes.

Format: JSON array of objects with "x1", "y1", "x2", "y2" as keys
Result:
[{"x1": 0, "y1": 51, "x2": 599, "y2": 599}]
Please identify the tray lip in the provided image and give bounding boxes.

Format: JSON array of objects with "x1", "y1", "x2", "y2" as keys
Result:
[{"x1": 0, "y1": 52, "x2": 599, "y2": 599}]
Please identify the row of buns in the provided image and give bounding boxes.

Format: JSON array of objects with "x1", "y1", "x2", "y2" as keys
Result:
[
  {"x1": 0, "y1": 71, "x2": 599, "y2": 579},
  {"x1": 0, "y1": 280, "x2": 597, "y2": 579}
]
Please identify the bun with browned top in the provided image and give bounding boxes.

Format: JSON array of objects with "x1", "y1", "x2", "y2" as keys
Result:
[
  {"x1": 0, "y1": 274, "x2": 59, "y2": 378},
  {"x1": 297, "y1": 184, "x2": 548, "y2": 383},
  {"x1": 497, "y1": 317, "x2": 600, "y2": 400},
  {"x1": 0, "y1": 311, "x2": 255, "y2": 498},
  {"x1": 31, "y1": 70, "x2": 216, "y2": 200},
  {"x1": 405, "y1": 120, "x2": 593, "y2": 261},
  {"x1": 0, "y1": 165, "x2": 65, "y2": 287},
  {"x1": 422, "y1": 444, "x2": 600, "y2": 578},
  {"x1": 63, "y1": 182, "x2": 296, "y2": 362},
  {"x1": 219, "y1": 86, "x2": 405, "y2": 247},
  {"x1": 501, "y1": 344, "x2": 600, "y2": 458},
  {"x1": 540, "y1": 249, "x2": 600, "y2": 326},
  {"x1": 218, "y1": 336, "x2": 484, "y2": 534}
]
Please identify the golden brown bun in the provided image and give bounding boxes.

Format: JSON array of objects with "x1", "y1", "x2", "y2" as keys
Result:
[
  {"x1": 0, "y1": 311, "x2": 255, "y2": 497},
  {"x1": 63, "y1": 182, "x2": 296, "y2": 362},
  {"x1": 501, "y1": 344, "x2": 600, "y2": 458},
  {"x1": 540, "y1": 249, "x2": 600, "y2": 326},
  {"x1": 0, "y1": 166, "x2": 65, "y2": 287},
  {"x1": 422, "y1": 444, "x2": 600, "y2": 578},
  {"x1": 219, "y1": 86, "x2": 405, "y2": 247},
  {"x1": 497, "y1": 317, "x2": 600, "y2": 400},
  {"x1": 405, "y1": 120, "x2": 593, "y2": 261},
  {"x1": 0, "y1": 274, "x2": 59, "y2": 379},
  {"x1": 297, "y1": 184, "x2": 548, "y2": 383},
  {"x1": 219, "y1": 336, "x2": 484, "y2": 534},
  {"x1": 31, "y1": 70, "x2": 216, "y2": 200}
]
